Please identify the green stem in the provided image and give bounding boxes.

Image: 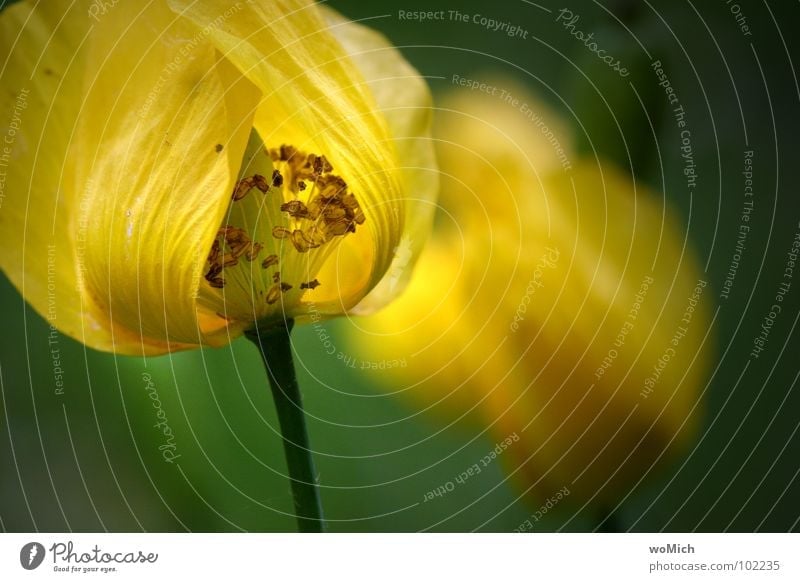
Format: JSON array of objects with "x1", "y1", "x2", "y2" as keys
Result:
[{"x1": 245, "y1": 320, "x2": 325, "y2": 532}]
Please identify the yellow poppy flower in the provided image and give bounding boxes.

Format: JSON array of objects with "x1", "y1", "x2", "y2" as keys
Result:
[
  {"x1": 345, "y1": 80, "x2": 713, "y2": 507},
  {"x1": 0, "y1": 0, "x2": 436, "y2": 355}
]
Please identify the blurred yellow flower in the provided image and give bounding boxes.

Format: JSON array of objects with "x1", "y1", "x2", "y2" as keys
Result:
[
  {"x1": 0, "y1": 0, "x2": 436, "y2": 354},
  {"x1": 346, "y1": 79, "x2": 712, "y2": 507}
]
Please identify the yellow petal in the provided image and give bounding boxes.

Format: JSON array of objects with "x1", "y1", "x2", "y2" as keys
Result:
[
  {"x1": 72, "y1": 1, "x2": 260, "y2": 352},
  {"x1": 496, "y1": 162, "x2": 710, "y2": 503},
  {"x1": 319, "y1": 7, "x2": 439, "y2": 314},
  {"x1": 346, "y1": 84, "x2": 712, "y2": 505},
  {"x1": 168, "y1": 0, "x2": 416, "y2": 315},
  {"x1": 436, "y1": 75, "x2": 574, "y2": 194},
  {"x1": 0, "y1": 0, "x2": 145, "y2": 352}
]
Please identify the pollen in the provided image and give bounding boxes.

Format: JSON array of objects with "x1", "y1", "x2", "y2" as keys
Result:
[
  {"x1": 232, "y1": 174, "x2": 271, "y2": 201},
  {"x1": 246, "y1": 242, "x2": 263, "y2": 261},
  {"x1": 265, "y1": 284, "x2": 282, "y2": 305},
  {"x1": 261, "y1": 254, "x2": 279, "y2": 269},
  {"x1": 204, "y1": 226, "x2": 263, "y2": 289},
  {"x1": 203, "y1": 141, "x2": 367, "y2": 313},
  {"x1": 280, "y1": 200, "x2": 309, "y2": 219},
  {"x1": 264, "y1": 281, "x2": 293, "y2": 305},
  {"x1": 267, "y1": 145, "x2": 367, "y2": 254}
]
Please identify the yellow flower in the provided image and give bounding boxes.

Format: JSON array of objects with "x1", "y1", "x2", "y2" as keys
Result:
[
  {"x1": 0, "y1": 0, "x2": 436, "y2": 355},
  {"x1": 345, "y1": 80, "x2": 713, "y2": 506}
]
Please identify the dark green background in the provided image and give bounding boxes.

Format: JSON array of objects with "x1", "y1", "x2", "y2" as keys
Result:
[{"x1": 1, "y1": 0, "x2": 798, "y2": 532}]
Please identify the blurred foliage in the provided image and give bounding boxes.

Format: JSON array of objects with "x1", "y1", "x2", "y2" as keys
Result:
[{"x1": 1, "y1": 0, "x2": 799, "y2": 531}]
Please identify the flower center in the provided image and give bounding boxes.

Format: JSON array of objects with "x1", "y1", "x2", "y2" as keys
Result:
[{"x1": 199, "y1": 131, "x2": 366, "y2": 322}]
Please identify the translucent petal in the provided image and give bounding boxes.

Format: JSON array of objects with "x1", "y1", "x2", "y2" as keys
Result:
[
  {"x1": 0, "y1": 0, "x2": 163, "y2": 353},
  {"x1": 319, "y1": 7, "x2": 439, "y2": 314},
  {"x1": 72, "y1": 1, "x2": 259, "y2": 352}
]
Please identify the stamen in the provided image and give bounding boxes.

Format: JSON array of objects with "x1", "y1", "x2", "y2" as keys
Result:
[
  {"x1": 232, "y1": 174, "x2": 270, "y2": 201},
  {"x1": 203, "y1": 141, "x2": 367, "y2": 314},
  {"x1": 230, "y1": 244, "x2": 249, "y2": 260},
  {"x1": 246, "y1": 242, "x2": 263, "y2": 261},
  {"x1": 264, "y1": 281, "x2": 292, "y2": 304},
  {"x1": 266, "y1": 148, "x2": 366, "y2": 254},
  {"x1": 208, "y1": 239, "x2": 220, "y2": 264},
  {"x1": 261, "y1": 254, "x2": 279, "y2": 269},
  {"x1": 272, "y1": 226, "x2": 291, "y2": 239},
  {"x1": 281, "y1": 200, "x2": 309, "y2": 219},
  {"x1": 266, "y1": 283, "x2": 281, "y2": 305},
  {"x1": 290, "y1": 229, "x2": 313, "y2": 253}
]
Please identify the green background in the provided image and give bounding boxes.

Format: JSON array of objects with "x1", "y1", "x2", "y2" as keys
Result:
[{"x1": 1, "y1": 0, "x2": 799, "y2": 532}]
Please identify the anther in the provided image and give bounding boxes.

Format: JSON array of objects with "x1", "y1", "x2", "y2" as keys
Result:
[
  {"x1": 272, "y1": 226, "x2": 292, "y2": 239},
  {"x1": 266, "y1": 284, "x2": 281, "y2": 305},
  {"x1": 232, "y1": 174, "x2": 269, "y2": 201},
  {"x1": 281, "y1": 200, "x2": 309, "y2": 219},
  {"x1": 208, "y1": 239, "x2": 220, "y2": 264},
  {"x1": 261, "y1": 254, "x2": 279, "y2": 269},
  {"x1": 246, "y1": 242, "x2": 263, "y2": 261}
]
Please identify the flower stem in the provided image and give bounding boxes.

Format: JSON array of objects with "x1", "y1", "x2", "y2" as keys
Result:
[{"x1": 245, "y1": 320, "x2": 325, "y2": 532}]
